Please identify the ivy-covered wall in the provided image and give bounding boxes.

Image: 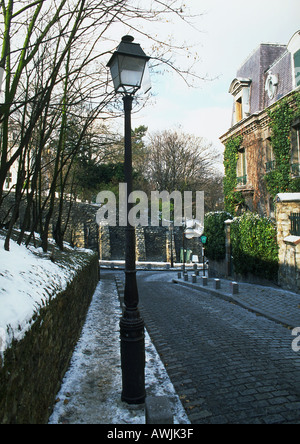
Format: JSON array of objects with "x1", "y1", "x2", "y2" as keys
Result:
[
  {"x1": 223, "y1": 136, "x2": 244, "y2": 215},
  {"x1": 204, "y1": 210, "x2": 278, "y2": 283},
  {"x1": 222, "y1": 90, "x2": 300, "y2": 217},
  {"x1": 230, "y1": 213, "x2": 279, "y2": 282},
  {"x1": 203, "y1": 211, "x2": 233, "y2": 262},
  {"x1": 265, "y1": 92, "x2": 300, "y2": 197}
]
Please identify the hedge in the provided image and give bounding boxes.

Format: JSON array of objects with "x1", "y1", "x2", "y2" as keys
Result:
[
  {"x1": 203, "y1": 212, "x2": 233, "y2": 262},
  {"x1": 230, "y1": 212, "x2": 279, "y2": 281}
]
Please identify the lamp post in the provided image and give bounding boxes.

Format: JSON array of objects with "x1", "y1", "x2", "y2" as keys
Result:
[
  {"x1": 183, "y1": 219, "x2": 204, "y2": 272},
  {"x1": 170, "y1": 222, "x2": 174, "y2": 268},
  {"x1": 107, "y1": 36, "x2": 151, "y2": 404}
]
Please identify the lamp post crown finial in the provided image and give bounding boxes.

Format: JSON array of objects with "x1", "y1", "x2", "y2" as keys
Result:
[{"x1": 122, "y1": 35, "x2": 134, "y2": 43}]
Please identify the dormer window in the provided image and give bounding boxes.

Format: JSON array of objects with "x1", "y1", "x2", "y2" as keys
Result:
[
  {"x1": 291, "y1": 121, "x2": 300, "y2": 177},
  {"x1": 294, "y1": 50, "x2": 300, "y2": 88},
  {"x1": 287, "y1": 31, "x2": 300, "y2": 89},
  {"x1": 229, "y1": 78, "x2": 252, "y2": 124}
]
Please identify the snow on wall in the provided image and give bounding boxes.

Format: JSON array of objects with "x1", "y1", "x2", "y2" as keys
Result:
[{"x1": 0, "y1": 234, "x2": 95, "y2": 354}]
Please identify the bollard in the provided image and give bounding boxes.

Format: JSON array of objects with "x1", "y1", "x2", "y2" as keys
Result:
[
  {"x1": 232, "y1": 282, "x2": 239, "y2": 295},
  {"x1": 184, "y1": 274, "x2": 188, "y2": 281},
  {"x1": 192, "y1": 274, "x2": 197, "y2": 284},
  {"x1": 193, "y1": 264, "x2": 198, "y2": 271},
  {"x1": 178, "y1": 272, "x2": 182, "y2": 279},
  {"x1": 214, "y1": 279, "x2": 221, "y2": 290},
  {"x1": 202, "y1": 276, "x2": 208, "y2": 286},
  {"x1": 195, "y1": 270, "x2": 199, "y2": 276}
]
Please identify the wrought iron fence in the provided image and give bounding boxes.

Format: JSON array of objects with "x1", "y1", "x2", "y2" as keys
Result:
[{"x1": 290, "y1": 213, "x2": 300, "y2": 236}]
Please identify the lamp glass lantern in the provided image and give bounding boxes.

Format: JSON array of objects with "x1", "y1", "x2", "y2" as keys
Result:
[
  {"x1": 107, "y1": 36, "x2": 151, "y2": 95},
  {"x1": 185, "y1": 228, "x2": 195, "y2": 240}
]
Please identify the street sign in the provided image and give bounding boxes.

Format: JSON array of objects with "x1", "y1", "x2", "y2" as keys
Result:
[{"x1": 201, "y1": 235, "x2": 207, "y2": 245}]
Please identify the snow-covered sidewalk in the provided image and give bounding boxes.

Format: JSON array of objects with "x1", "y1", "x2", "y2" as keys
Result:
[{"x1": 48, "y1": 277, "x2": 190, "y2": 424}]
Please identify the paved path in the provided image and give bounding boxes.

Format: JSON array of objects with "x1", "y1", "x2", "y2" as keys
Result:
[
  {"x1": 136, "y1": 272, "x2": 300, "y2": 424},
  {"x1": 49, "y1": 272, "x2": 189, "y2": 424},
  {"x1": 173, "y1": 273, "x2": 300, "y2": 329}
]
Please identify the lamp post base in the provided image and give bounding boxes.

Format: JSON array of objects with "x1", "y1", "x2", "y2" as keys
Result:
[{"x1": 120, "y1": 308, "x2": 146, "y2": 404}]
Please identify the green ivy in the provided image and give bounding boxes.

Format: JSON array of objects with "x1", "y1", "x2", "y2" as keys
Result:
[
  {"x1": 203, "y1": 211, "x2": 233, "y2": 261},
  {"x1": 223, "y1": 135, "x2": 244, "y2": 215},
  {"x1": 231, "y1": 212, "x2": 279, "y2": 281},
  {"x1": 265, "y1": 91, "x2": 300, "y2": 197}
]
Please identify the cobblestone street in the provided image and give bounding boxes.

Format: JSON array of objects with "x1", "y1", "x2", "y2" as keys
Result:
[{"x1": 137, "y1": 272, "x2": 300, "y2": 424}]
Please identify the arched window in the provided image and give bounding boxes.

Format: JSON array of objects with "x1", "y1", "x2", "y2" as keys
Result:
[
  {"x1": 287, "y1": 31, "x2": 300, "y2": 89},
  {"x1": 294, "y1": 49, "x2": 300, "y2": 88}
]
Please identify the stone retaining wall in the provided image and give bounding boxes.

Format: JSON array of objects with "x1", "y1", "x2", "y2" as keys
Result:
[{"x1": 0, "y1": 253, "x2": 99, "y2": 424}]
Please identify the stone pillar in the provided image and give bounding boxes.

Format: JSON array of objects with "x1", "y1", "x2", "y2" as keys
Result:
[
  {"x1": 135, "y1": 226, "x2": 146, "y2": 262},
  {"x1": 276, "y1": 193, "x2": 300, "y2": 293},
  {"x1": 99, "y1": 225, "x2": 111, "y2": 261}
]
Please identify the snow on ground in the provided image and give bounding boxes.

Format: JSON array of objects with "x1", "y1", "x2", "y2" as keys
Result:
[
  {"x1": 49, "y1": 279, "x2": 190, "y2": 424},
  {"x1": 0, "y1": 231, "x2": 94, "y2": 353},
  {"x1": 0, "y1": 231, "x2": 189, "y2": 424}
]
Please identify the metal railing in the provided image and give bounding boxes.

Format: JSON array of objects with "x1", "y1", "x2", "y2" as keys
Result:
[
  {"x1": 236, "y1": 175, "x2": 247, "y2": 186},
  {"x1": 290, "y1": 213, "x2": 300, "y2": 236},
  {"x1": 292, "y1": 163, "x2": 300, "y2": 177},
  {"x1": 266, "y1": 160, "x2": 276, "y2": 173}
]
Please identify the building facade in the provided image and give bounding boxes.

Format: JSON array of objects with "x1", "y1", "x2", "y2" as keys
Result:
[{"x1": 220, "y1": 30, "x2": 300, "y2": 217}]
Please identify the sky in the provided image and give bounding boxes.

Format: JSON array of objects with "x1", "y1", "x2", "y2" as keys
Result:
[{"x1": 113, "y1": 0, "x2": 300, "y2": 159}]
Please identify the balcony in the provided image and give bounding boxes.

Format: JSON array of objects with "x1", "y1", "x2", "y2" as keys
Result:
[
  {"x1": 236, "y1": 175, "x2": 247, "y2": 186},
  {"x1": 266, "y1": 160, "x2": 276, "y2": 173}
]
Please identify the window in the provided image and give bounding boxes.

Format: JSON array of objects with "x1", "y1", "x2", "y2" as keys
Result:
[
  {"x1": 235, "y1": 98, "x2": 243, "y2": 123},
  {"x1": 290, "y1": 213, "x2": 300, "y2": 236},
  {"x1": 294, "y1": 49, "x2": 300, "y2": 88},
  {"x1": 237, "y1": 148, "x2": 247, "y2": 186},
  {"x1": 288, "y1": 31, "x2": 300, "y2": 89},
  {"x1": 265, "y1": 138, "x2": 276, "y2": 172},
  {"x1": 291, "y1": 124, "x2": 300, "y2": 177},
  {"x1": 229, "y1": 78, "x2": 251, "y2": 125}
]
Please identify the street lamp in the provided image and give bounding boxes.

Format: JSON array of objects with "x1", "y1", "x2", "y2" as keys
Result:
[
  {"x1": 182, "y1": 219, "x2": 204, "y2": 273},
  {"x1": 107, "y1": 36, "x2": 151, "y2": 405}
]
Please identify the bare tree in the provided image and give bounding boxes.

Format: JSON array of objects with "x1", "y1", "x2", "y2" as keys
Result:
[
  {"x1": 146, "y1": 129, "x2": 215, "y2": 191},
  {"x1": 145, "y1": 129, "x2": 223, "y2": 211},
  {"x1": 0, "y1": 0, "x2": 206, "y2": 250}
]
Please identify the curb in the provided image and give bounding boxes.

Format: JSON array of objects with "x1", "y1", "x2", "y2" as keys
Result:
[{"x1": 172, "y1": 279, "x2": 298, "y2": 330}]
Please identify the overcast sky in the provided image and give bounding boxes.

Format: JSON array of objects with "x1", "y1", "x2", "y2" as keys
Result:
[{"x1": 118, "y1": 0, "x2": 300, "y2": 155}]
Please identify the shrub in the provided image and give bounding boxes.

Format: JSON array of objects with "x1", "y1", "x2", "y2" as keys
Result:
[
  {"x1": 203, "y1": 212, "x2": 233, "y2": 261},
  {"x1": 230, "y1": 212, "x2": 279, "y2": 281}
]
